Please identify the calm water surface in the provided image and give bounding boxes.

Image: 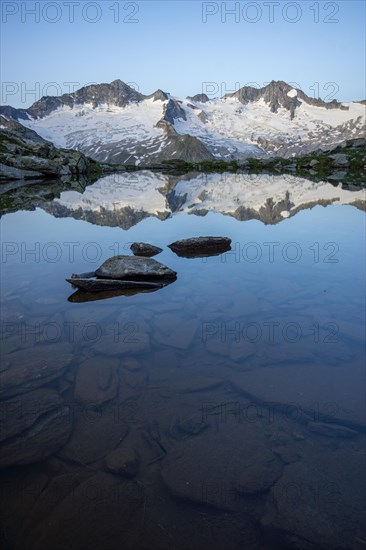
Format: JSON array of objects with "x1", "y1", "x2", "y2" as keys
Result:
[{"x1": 0, "y1": 172, "x2": 365, "y2": 550}]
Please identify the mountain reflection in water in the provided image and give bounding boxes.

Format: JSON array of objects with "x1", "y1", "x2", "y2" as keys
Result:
[
  {"x1": 1, "y1": 170, "x2": 364, "y2": 226},
  {"x1": 0, "y1": 170, "x2": 365, "y2": 550}
]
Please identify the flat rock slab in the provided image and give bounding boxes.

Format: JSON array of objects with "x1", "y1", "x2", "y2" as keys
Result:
[
  {"x1": 95, "y1": 255, "x2": 177, "y2": 281},
  {"x1": 0, "y1": 388, "x2": 63, "y2": 443},
  {"x1": 168, "y1": 237, "x2": 231, "y2": 258},
  {"x1": 67, "y1": 278, "x2": 165, "y2": 292},
  {"x1": 230, "y1": 363, "x2": 366, "y2": 430},
  {"x1": 14, "y1": 473, "x2": 143, "y2": 550},
  {"x1": 0, "y1": 391, "x2": 72, "y2": 469},
  {"x1": 262, "y1": 446, "x2": 366, "y2": 550},
  {"x1": 58, "y1": 404, "x2": 129, "y2": 464},
  {"x1": 0, "y1": 344, "x2": 74, "y2": 399},
  {"x1": 154, "y1": 317, "x2": 198, "y2": 350},
  {"x1": 130, "y1": 242, "x2": 163, "y2": 257},
  {"x1": 161, "y1": 423, "x2": 283, "y2": 510},
  {"x1": 91, "y1": 332, "x2": 150, "y2": 357},
  {"x1": 106, "y1": 447, "x2": 139, "y2": 477},
  {"x1": 74, "y1": 356, "x2": 119, "y2": 404}
]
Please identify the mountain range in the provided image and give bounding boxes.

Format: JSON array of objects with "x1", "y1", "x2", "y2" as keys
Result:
[
  {"x1": 36, "y1": 171, "x2": 365, "y2": 228},
  {"x1": 1, "y1": 79, "x2": 365, "y2": 166}
]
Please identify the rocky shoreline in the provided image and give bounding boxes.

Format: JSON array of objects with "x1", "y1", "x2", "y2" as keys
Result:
[
  {"x1": 1, "y1": 116, "x2": 365, "y2": 186},
  {"x1": 0, "y1": 115, "x2": 119, "y2": 181},
  {"x1": 146, "y1": 138, "x2": 366, "y2": 185}
]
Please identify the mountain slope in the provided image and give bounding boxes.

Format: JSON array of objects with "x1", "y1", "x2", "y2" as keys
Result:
[
  {"x1": 1, "y1": 80, "x2": 364, "y2": 165},
  {"x1": 0, "y1": 116, "x2": 99, "y2": 180}
]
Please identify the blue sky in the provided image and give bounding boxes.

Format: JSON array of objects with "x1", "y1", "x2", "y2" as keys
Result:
[{"x1": 1, "y1": 1, "x2": 365, "y2": 107}]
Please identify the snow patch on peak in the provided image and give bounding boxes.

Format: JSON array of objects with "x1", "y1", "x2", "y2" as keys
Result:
[{"x1": 287, "y1": 89, "x2": 298, "y2": 98}]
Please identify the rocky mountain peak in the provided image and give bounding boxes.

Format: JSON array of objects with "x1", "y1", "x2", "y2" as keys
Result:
[
  {"x1": 2, "y1": 80, "x2": 147, "y2": 121},
  {"x1": 226, "y1": 80, "x2": 348, "y2": 119},
  {"x1": 187, "y1": 93, "x2": 210, "y2": 103},
  {"x1": 1, "y1": 79, "x2": 363, "y2": 166},
  {"x1": 148, "y1": 89, "x2": 170, "y2": 102},
  {"x1": 71, "y1": 80, "x2": 145, "y2": 108}
]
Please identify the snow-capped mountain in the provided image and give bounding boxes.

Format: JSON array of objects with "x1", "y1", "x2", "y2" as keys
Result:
[
  {"x1": 41, "y1": 171, "x2": 366, "y2": 228},
  {"x1": 1, "y1": 80, "x2": 365, "y2": 165}
]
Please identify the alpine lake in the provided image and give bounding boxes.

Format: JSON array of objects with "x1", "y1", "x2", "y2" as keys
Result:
[{"x1": 0, "y1": 170, "x2": 365, "y2": 550}]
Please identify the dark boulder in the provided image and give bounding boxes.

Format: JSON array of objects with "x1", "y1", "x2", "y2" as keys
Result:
[
  {"x1": 130, "y1": 242, "x2": 163, "y2": 257},
  {"x1": 168, "y1": 236, "x2": 231, "y2": 258},
  {"x1": 95, "y1": 255, "x2": 177, "y2": 281}
]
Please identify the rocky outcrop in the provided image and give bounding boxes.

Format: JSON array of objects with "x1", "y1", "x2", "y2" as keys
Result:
[
  {"x1": 147, "y1": 89, "x2": 169, "y2": 102},
  {"x1": 227, "y1": 80, "x2": 349, "y2": 120},
  {"x1": 158, "y1": 99, "x2": 187, "y2": 125},
  {"x1": 0, "y1": 115, "x2": 100, "y2": 180},
  {"x1": 187, "y1": 93, "x2": 210, "y2": 103},
  {"x1": 1, "y1": 80, "x2": 145, "y2": 121}
]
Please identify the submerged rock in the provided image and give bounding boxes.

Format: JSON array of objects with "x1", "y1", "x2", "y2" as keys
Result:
[
  {"x1": 0, "y1": 344, "x2": 74, "y2": 399},
  {"x1": 74, "y1": 356, "x2": 119, "y2": 405},
  {"x1": 170, "y1": 415, "x2": 209, "y2": 440},
  {"x1": 161, "y1": 423, "x2": 283, "y2": 510},
  {"x1": 106, "y1": 448, "x2": 139, "y2": 477},
  {"x1": 230, "y1": 363, "x2": 366, "y2": 430},
  {"x1": 0, "y1": 388, "x2": 72, "y2": 469},
  {"x1": 262, "y1": 446, "x2": 366, "y2": 550},
  {"x1": 130, "y1": 242, "x2": 163, "y2": 257},
  {"x1": 306, "y1": 421, "x2": 358, "y2": 438},
  {"x1": 95, "y1": 255, "x2": 177, "y2": 281},
  {"x1": 168, "y1": 236, "x2": 231, "y2": 258},
  {"x1": 58, "y1": 406, "x2": 129, "y2": 464},
  {"x1": 13, "y1": 473, "x2": 143, "y2": 550}
]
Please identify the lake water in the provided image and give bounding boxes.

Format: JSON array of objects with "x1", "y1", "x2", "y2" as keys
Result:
[{"x1": 0, "y1": 172, "x2": 365, "y2": 550}]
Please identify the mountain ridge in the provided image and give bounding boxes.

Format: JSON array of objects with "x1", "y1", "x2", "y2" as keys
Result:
[{"x1": 1, "y1": 79, "x2": 365, "y2": 165}]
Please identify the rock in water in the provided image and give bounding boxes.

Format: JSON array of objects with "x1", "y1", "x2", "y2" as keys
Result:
[
  {"x1": 161, "y1": 423, "x2": 283, "y2": 510},
  {"x1": 0, "y1": 388, "x2": 72, "y2": 468},
  {"x1": 66, "y1": 278, "x2": 164, "y2": 292},
  {"x1": 13, "y1": 473, "x2": 143, "y2": 550},
  {"x1": 261, "y1": 446, "x2": 366, "y2": 550},
  {"x1": 168, "y1": 236, "x2": 231, "y2": 258},
  {"x1": 0, "y1": 344, "x2": 74, "y2": 399},
  {"x1": 130, "y1": 242, "x2": 163, "y2": 257},
  {"x1": 95, "y1": 255, "x2": 177, "y2": 280},
  {"x1": 67, "y1": 287, "x2": 161, "y2": 302}
]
